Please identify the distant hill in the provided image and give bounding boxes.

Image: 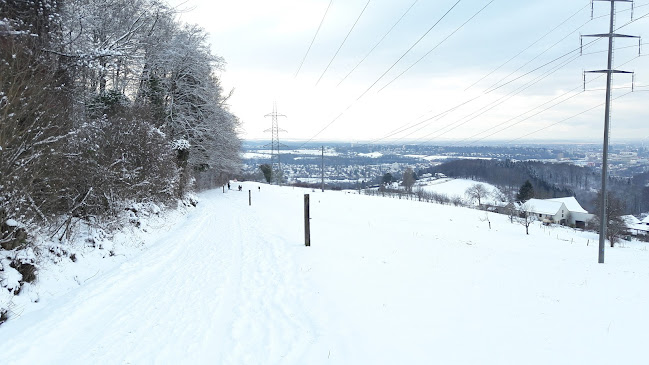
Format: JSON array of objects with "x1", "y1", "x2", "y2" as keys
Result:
[{"x1": 422, "y1": 159, "x2": 649, "y2": 215}]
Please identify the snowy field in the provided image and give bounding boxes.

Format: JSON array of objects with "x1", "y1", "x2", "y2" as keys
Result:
[
  {"x1": 417, "y1": 178, "x2": 503, "y2": 205},
  {"x1": 1, "y1": 183, "x2": 649, "y2": 364},
  {"x1": 404, "y1": 154, "x2": 493, "y2": 161},
  {"x1": 241, "y1": 149, "x2": 340, "y2": 160}
]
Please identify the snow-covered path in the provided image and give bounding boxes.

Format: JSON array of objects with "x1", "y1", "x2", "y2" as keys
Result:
[
  {"x1": 2, "y1": 183, "x2": 649, "y2": 364},
  {"x1": 0, "y1": 186, "x2": 316, "y2": 364}
]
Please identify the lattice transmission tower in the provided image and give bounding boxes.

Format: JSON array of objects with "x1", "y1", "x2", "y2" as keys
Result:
[
  {"x1": 264, "y1": 103, "x2": 287, "y2": 185},
  {"x1": 582, "y1": 0, "x2": 640, "y2": 263}
]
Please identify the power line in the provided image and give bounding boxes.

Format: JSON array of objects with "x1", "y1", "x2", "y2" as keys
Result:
[
  {"x1": 464, "y1": 2, "x2": 591, "y2": 91},
  {"x1": 297, "y1": 3, "x2": 649, "y2": 147},
  {"x1": 452, "y1": 53, "x2": 642, "y2": 146},
  {"x1": 411, "y1": 51, "x2": 587, "y2": 144},
  {"x1": 337, "y1": 0, "x2": 420, "y2": 87},
  {"x1": 366, "y1": 47, "x2": 583, "y2": 147},
  {"x1": 365, "y1": 96, "x2": 482, "y2": 145},
  {"x1": 297, "y1": 0, "x2": 462, "y2": 147},
  {"x1": 465, "y1": 90, "x2": 586, "y2": 145},
  {"x1": 485, "y1": 20, "x2": 595, "y2": 93},
  {"x1": 356, "y1": 9, "x2": 606, "y2": 147},
  {"x1": 505, "y1": 89, "x2": 645, "y2": 143},
  {"x1": 397, "y1": 41, "x2": 596, "y2": 145},
  {"x1": 295, "y1": 0, "x2": 334, "y2": 78},
  {"x1": 352, "y1": 0, "x2": 463, "y2": 102},
  {"x1": 417, "y1": 10, "x2": 648, "y2": 145},
  {"x1": 378, "y1": 0, "x2": 496, "y2": 92},
  {"x1": 485, "y1": 4, "x2": 649, "y2": 93},
  {"x1": 582, "y1": 41, "x2": 648, "y2": 56},
  {"x1": 316, "y1": 0, "x2": 372, "y2": 86}
]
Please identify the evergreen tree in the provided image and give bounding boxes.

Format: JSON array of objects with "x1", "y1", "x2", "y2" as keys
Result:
[
  {"x1": 260, "y1": 164, "x2": 272, "y2": 183},
  {"x1": 517, "y1": 180, "x2": 534, "y2": 202},
  {"x1": 382, "y1": 173, "x2": 393, "y2": 185}
]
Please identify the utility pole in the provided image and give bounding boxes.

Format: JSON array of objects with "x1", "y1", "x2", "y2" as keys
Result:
[
  {"x1": 582, "y1": 0, "x2": 639, "y2": 263},
  {"x1": 304, "y1": 194, "x2": 311, "y2": 246},
  {"x1": 321, "y1": 146, "x2": 325, "y2": 192},
  {"x1": 264, "y1": 103, "x2": 287, "y2": 185}
]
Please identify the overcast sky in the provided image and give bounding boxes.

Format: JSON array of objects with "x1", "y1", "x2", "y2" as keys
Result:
[{"x1": 170, "y1": 0, "x2": 648, "y2": 144}]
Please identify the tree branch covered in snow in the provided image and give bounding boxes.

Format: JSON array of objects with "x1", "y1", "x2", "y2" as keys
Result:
[{"x1": 0, "y1": 0, "x2": 240, "y2": 248}]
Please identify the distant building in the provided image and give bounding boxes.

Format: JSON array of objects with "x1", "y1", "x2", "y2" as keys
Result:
[
  {"x1": 622, "y1": 215, "x2": 649, "y2": 236},
  {"x1": 521, "y1": 199, "x2": 570, "y2": 225},
  {"x1": 519, "y1": 197, "x2": 594, "y2": 228},
  {"x1": 546, "y1": 197, "x2": 594, "y2": 228}
]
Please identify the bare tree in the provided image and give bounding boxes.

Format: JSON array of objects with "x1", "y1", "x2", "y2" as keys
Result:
[
  {"x1": 503, "y1": 203, "x2": 517, "y2": 223},
  {"x1": 515, "y1": 203, "x2": 536, "y2": 235},
  {"x1": 402, "y1": 167, "x2": 416, "y2": 193},
  {"x1": 479, "y1": 212, "x2": 491, "y2": 229},
  {"x1": 465, "y1": 183, "x2": 489, "y2": 207},
  {"x1": 592, "y1": 191, "x2": 626, "y2": 247}
]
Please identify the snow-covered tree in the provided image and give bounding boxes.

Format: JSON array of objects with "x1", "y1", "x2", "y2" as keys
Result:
[{"x1": 0, "y1": 0, "x2": 74, "y2": 226}]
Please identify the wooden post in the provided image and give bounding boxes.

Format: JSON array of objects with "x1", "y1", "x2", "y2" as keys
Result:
[
  {"x1": 249, "y1": 190, "x2": 251, "y2": 206},
  {"x1": 304, "y1": 194, "x2": 310, "y2": 246},
  {"x1": 223, "y1": 185, "x2": 225, "y2": 193}
]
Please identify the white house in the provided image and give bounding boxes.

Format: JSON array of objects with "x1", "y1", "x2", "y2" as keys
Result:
[
  {"x1": 521, "y1": 199, "x2": 569, "y2": 225},
  {"x1": 546, "y1": 197, "x2": 594, "y2": 228},
  {"x1": 520, "y1": 197, "x2": 594, "y2": 228}
]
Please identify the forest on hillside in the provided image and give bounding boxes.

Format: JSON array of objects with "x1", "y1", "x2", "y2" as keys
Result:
[
  {"x1": 0, "y1": 0, "x2": 241, "y2": 247},
  {"x1": 424, "y1": 159, "x2": 649, "y2": 215}
]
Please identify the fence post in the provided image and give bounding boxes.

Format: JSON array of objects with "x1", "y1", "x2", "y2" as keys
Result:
[
  {"x1": 249, "y1": 190, "x2": 251, "y2": 206},
  {"x1": 304, "y1": 194, "x2": 310, "y2": 246}
]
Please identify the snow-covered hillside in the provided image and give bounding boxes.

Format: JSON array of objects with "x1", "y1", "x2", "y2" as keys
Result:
[
  {"x1": 1, "y1": 183, "x2": 649, "y2": 364},
  {"x1": 416, "y1": 177, "x2": 503, "y2": 205}
]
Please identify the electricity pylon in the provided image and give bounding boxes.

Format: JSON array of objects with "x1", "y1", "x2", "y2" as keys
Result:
[
  {"x1": 582, "y1": 0, "x2": 640, "y2": 263},
  {"x1": 264, "y1": 103, "x2": 287, "y2": 185}
]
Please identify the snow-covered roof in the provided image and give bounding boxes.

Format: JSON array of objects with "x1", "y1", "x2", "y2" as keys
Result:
[
  {"x1": 628, "y1": 223, "x2": 649, "y2": 232},
  {"x1": 642, "y1": 215, "x2": 649, "y2": 224},
  {"x1": 621, "y1": 216, "x2": 649, "y2": 232},
  {"x1": 547, "y1": 197, "x2": 588, "y2": 214},
  {"x1": 522, "y1": 199, "x2": 565, "y2": 216},
  {"x1": 622, "y1": 215, "x2": 642, "y2": 225}
]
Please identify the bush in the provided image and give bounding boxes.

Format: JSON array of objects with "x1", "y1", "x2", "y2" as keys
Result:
[{"x1": 64, "y1": 116, "x2": 178, "y2": 218}]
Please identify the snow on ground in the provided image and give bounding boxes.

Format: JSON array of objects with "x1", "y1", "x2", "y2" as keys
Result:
[
  {"x1": 243, "y1": 149, "x2": 339, "y2": 158},
  {"x1": 2, "y1": 184, "x2": 649, "y2": 364},
  {"x1": 404, "y1": 155, "x2": 494, "y2": 161},
  {"x1": 358, "y1": 152, "x2": 383, "y2": 158},
  {"x1": 294, "y1": 177, "x2": 359, "y2": 184},
  {"x1": 417, "y1": 178, "x2": 503, "y2": 205},
  {"x1": 241, "y1": 151, "x2": 272, "y2": 159}
]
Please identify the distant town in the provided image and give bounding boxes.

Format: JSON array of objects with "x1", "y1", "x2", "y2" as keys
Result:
[{"x1": 240, "y1": 141, "x2": 649, "y2": 187}]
